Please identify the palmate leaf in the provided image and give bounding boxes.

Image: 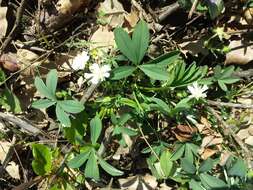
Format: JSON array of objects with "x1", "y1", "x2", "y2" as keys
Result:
[
  {"x1": 132, "y1": 20, "x2": 150, "y2": 64},
  {"x1": 114, "y1": 28, "x2": 137, "y2": 64},
  {"x1": 200, "y1": 173, "x2": 228, "y2": 189},
  {"x1": 181, "y1": 157, "x2": 196, "y2": 174},
  {"x1": 32, "y1": 99, "x2": 56, "y2": 109},
  {"x1": 56, "y1": 103, "x2": 71, "y2": 127},
  {"x1": 46, "y1": 69, "x2": 58, "y2": 95},
  {"x1": 139, "y1": 64, "x2": 168, "y2": 80},
  {"x1": 57, "y1": 100, "x2": 84, "y2": 114},
  {"x1": 160, "y1": 150, "x2": 173, "y2": 177},
  {"x1": 90, "y1": 115, "x2": 102, "y2": 145},
  {"x1": 114, "y1": 20, "x2": 149, "y2": 65},
  {"x1": 68, "y1": 150, "x2": 91, "y2": 169},
  {"x1": 111, "y1": 66, "x2": 136, "y2": 80},
  {"x1": 35, "y1": 77, "x2": 56, "y2": 100},
  {"x1": 85, "y1": 150, "x2": 100, "y2": 181},
  {"x1": 99, "y1": 158, "x2": 123, "y2": 176}
]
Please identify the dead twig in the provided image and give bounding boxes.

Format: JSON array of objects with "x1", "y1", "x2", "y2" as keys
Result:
[
  {"x1": 208, "y1": 106, "x2": 252, "y2": 168},
  {"x1": 158, "y1": 2, "x2": 180, "y2": 23},
  {"x1": 80, "y1": 83, "x2": 99, "y2": 104},
  {"x1": 208, "y1": 100, "x2": 253, "y2": 109},
  {"x1": 188, "y1": 0, "x2": 199, "y2": 19},
  {"x1": 0, "y1": 0, "x2": 27, "y2": 55},
  {"x1": 0, "y1": 112, "x2": 40, "y2": 135},
  {"x1": 0, "y1": 112, "x2": 52, "y2": 139}
]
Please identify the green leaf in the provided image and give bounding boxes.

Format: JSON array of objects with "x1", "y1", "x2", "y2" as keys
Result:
[
  {"x1": 111, "y1": 66, "x2": 136, "y2": 80},
  {"x1": 199, "y1": 158, "x2": 215, "y2": 173},
  {"x1": 220, "y1": 66, "x2": 235, "y2": 79},
  {"x1": 181, "y1": 157, "x2": 196, "y2": 174},
  {"x1": 114, "y1": 28, "x2": 137, "y2": 64},
  {"x1": 68, "y1": 151, "x2": 91, "y2": 169},
  {"x1": 90, "y1": 115, "x2": 102, "y2": 145},
  {"x1": 117, "y1": 113, "x2": 132, "y2": 126},
  {"x1": 189, "y1": 179, "x2": 206, "y2": 190},
  {"x1": 32, "y1": 99, "x2": 56, "y2": 109},
  {"x1": 99, "y1": 158, "x2": 123, "y2": 176},
  {"x1": 58, "y1": 100, "x2": 84, "y2": 114},
  {"x1": 228, "y1": 158, "x2": 247, "y2": 178},
  {"x1": 2, "y1": 88, "x2": 22, "y2": 113},
  {"x1": 56, "y1": 103, "x2": 71, "y2": 127},
  {"x1": 132, "y1": 20, "x2": 149, "y2": 64},
  {"x1": 85, "y1": 150, "x2": 99, "y2": 180},
  {"x1": 218, "y1": 80, "x2": 228, "y2": 91},
  {"x1": 207, "y1": 0, "x2": 224, "y2": 19},
  {"x1": 32, "y1": 144, "x2": 52, "y2": 176},
  {"x1": 219, "y1": 77, "x2": 240, "y2": 84},
  {"x1": 139, "y1": 64, "x2": 168, "y2": 80},
  {"x1": 149, "y1": 97, "x2": 171, "y2": 113},
  {"x1": 46, "y1": 69, "x2": 58, "y2": 95},
  {"x1": 170, "y1": 143, "x2": 185, "y2": 161},
  {"x1": 160, "y1": 150, "x2": 173, "y2": 177},
  {"x1": 200, "y1": 173, "x2": 228, "y2": 189},
  {"x1": 35, "y1": 77, "x2": 56, "y2": 100},
  {"x1": 152, "y1": 51, "x2": 180, "y2": 66}
]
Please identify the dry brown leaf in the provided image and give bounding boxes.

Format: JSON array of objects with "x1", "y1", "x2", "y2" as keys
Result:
[
  {"x1": 172, "y1": 124, "x2": 197, "y2": 142},
  {"x1": 243, "y1": 7, "x2": 253, "y2": 24},
  {"x1": 225, "y1": 40, "x2": 253, "y2": 65},
  {"x1": 0, "y1": 6, "x2": 8, "y2": 39},
  {"x1": 200, "y1": 148, "x2": 218, "y2": 160},
  {"x1": 90, "y1": 26, "x2": 115, "y2": 50},
  {"x1": 56, "y1": 0, "x2": 89, "y2": 15},
  {"x1": 219, "y1": 151, "x2": 232, "y2": 166},
  {"x1": 118, "y1": 174, "x2": 157, "y2": 190},
  {"x1": 245, "y1": 136, "x2": 253, "y2": 146},
  {"x1": 125, "y1": 6, "x2": 139, "y2": 28},
  {"x1": 237, "y1": 128, "x2": 250, "y2": 140},
  {"x1": 98, "y1": 0, "x2": 125, "y2": 28},
  {"x1": 5, "y1": 161, "x2": 20, "y2": 180},
  {"x1": 0, "y1": 53, "x2": 20, "y2": 72},
  {"x1": 0, "y1": 141, "x2": 11, "y2": 164}
]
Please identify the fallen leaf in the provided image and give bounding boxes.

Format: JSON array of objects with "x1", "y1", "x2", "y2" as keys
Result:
[
  {"x1": 90, "y1": 25, "x2": 115, "y2": 50},
  {"x1": 0, "y1": 6, "x2": 8, "y2": 39},
  {"x1": 6, "y1": 161, "x2": 20, "y2": 179},
  {"x1": 98, "y1": 0, "x2": 125, "y2": 28},
  {"x1": 219, "y1": 151, "x2": 232, "y2": 166},
  {"x1": 245, "y1": 136, "x2": 253, "y2": 146},
  {"x1": 0, "y1": 141, "x2": 11, "y2": 164},
  {"x1": 56, "y1": 0, "x2": 89, "y2": 15},
  {"x1": 225, "y1": 39, "x2": 253, "y2": 65},
  {"x1": 0, "y1": 53, "x2": 20, "y2": 72},
  {"x1": 118, "y1": 174, "x2": 157, "y2": 190},
  {"x1": 125, "y1": 5, "x2": 139, "y2": 28},
  {"x1": 236, "y1": 128, "x2": 250, "y2": 140},
  {"x1": 201, "y1": 148, "x2": 218, "y2": 160},
  {"x1": 172, "y1": 124, "x2": 197, "y2": 142}
]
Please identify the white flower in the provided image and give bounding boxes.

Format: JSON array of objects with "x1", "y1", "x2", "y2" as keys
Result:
[
  {"x1": 84, "y1": 63, "x2": 111, "y2": 84},
  {"x1": 71, "y1": 51, "x2": 89, "y2": 70},
  {"x1": 187, "y1": 82, "x2": 208, "y2": 100}
]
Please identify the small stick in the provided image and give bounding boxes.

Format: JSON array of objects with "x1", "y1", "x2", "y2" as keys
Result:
[
  {"x1": 208, "y1": 106, "x2": 252, "y2": 168},
  {"x1": 158, "y1": 2, "x2": 180, "y2": 23},
  {"x1": 80, "y1": 83, "x2": 99, "y2": 104},
  {"x1": 188, "y1": 0, "x2": 199, "y2": 19},
  {"x1": 208, "y1": 100, "x2": 253, "y2": 109},
  {"x1": 0, "y1": 0, "x2": 27, "y2": 55},
  {"x1": 0, "y1": 112, "x2": 41, "y2": 135}
]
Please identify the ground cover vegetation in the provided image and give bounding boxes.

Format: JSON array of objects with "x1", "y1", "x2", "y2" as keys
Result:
[{"x1": 0, "y1": 0, "x2": 253, "y2": 189}]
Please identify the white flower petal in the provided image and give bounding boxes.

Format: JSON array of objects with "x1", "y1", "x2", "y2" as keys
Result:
[
  {"x1": 187, "y1": 82, "x2": 208, "y2": 100},
  {"x1": 84, "y1": 63, "x2": 111, "y2": 84}
]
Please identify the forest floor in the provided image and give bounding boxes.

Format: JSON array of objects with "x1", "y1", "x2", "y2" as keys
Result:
[{"x1": 0, "y1": 0, "x2": 253, "y2": 189}]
